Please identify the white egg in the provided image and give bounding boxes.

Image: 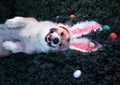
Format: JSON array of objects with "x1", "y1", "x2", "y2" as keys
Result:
[
  {"x1": 73, "y1": 70, "x2": 82, "y2": 78},
  {"x1": 89, "y1": 42, "x2": 96, "y2": 48}
]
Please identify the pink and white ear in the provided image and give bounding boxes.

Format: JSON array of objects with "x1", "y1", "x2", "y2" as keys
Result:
[
  {"x1": 69, "y1": 37, "x2": 102, "y2": 52},
  {"x1": 69, "y1": 21, "x2": 102, "y2": 38}
]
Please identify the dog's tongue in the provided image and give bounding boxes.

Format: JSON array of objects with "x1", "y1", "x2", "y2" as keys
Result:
[{"x1": 47, "y1": 35, "x2": 52, "y2": 42}]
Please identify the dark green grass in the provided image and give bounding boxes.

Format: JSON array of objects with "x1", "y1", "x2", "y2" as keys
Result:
[{"x1": 0, "y1": 0, "x2": 120, "y2": 85}]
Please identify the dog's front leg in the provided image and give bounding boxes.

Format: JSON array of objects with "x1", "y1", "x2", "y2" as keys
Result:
[
  {"x1": 5, "y1": 17, "x2": 27, "y2": 28},
  {"x1": 5, "y1": 17, "x2": 38, "y2": 29},
  {"x1": 2, "y1": 41, "x2": 24, "y2": 53}
]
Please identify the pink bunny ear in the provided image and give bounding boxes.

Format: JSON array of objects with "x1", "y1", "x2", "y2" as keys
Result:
[
  {"x1": 69, "y1": 21, "x2": 102, "y2": 38},
  {"x1": 69, "y1": 38, "x2": 102, "y2": 52}
]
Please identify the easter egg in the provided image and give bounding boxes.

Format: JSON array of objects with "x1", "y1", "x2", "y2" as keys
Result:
[
  {"x1": 69, "y1": 14, "x2": 75, "y2": 19},
  {"x1": 89, "y1": 42, "x2": 96, "y2": 48},
  {"x1": 73, "y1": 70, "x2": 81, "y2": 78},
  {"x1": 102, "y1": 25, "x2": 110, "y2": 31},
  {"x1": 110, "y1": 32, "x2": 118, "y2": 39}
]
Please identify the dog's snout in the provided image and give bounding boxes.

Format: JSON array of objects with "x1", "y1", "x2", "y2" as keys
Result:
[{"x1": 53, "y1": 38, "x2": 59, "y2": 44}]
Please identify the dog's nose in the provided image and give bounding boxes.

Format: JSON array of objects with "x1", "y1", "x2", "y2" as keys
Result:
[{"x1": 53, "y1": 38, "x2": 59, "y2": 44}]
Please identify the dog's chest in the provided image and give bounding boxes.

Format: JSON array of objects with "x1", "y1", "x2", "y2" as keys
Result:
[{"x1": 18, "y1": 26, "x2": 51, "y2": 53}]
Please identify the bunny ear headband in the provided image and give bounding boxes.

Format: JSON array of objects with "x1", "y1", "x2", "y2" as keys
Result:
[{"x1": 68, "y1": 21, "x2": 102, "y2": 52}]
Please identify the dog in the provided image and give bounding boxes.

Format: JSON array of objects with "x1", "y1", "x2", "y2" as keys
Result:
[{"x1": 0, "y1": 17, "x2": 70, "y2": 57}]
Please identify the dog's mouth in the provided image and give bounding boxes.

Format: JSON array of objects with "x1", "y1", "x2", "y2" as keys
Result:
[
  {"x1": 46, "y1": 28, "x2": 57, "y2": 43},
  {"x1": 45, "y1": 28, "x2": 60, "y2": 48},
  {"x1": 46, "y1": 34, "x2": 52, "y2": 42},
  {"x1": 46, "y1": 33, "x2": 57, "y2": 48}
]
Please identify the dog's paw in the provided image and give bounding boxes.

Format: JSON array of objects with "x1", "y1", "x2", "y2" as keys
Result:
[
  {"x1": 5, "y1": 17, "x2": 24, "y2": 28},
  {"x1": 2, "y1": 41, "x2": 21, "y2": 53}
]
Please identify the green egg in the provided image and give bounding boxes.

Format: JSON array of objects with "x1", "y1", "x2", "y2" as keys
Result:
[{"x1": 102, "y1": 25, "x2": 110, "y2": 31}]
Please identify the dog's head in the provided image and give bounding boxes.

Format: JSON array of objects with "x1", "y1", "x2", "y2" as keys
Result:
[{"x1": 45, "y1": 25, "x2": 70, "y2": 51}]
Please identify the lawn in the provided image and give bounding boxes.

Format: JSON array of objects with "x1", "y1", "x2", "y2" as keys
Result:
[{"x1": 0, "y1": 0, "x2": 120, "y2": 85}]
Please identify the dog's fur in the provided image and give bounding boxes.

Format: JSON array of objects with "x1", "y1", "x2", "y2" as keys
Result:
[{"x1": 0, "y1": 17, "x2": 70, "y2": 57}]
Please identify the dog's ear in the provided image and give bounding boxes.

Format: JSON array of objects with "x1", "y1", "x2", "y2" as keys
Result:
[
  {"x1": 64, "y1": 19, "x2": 72, "y2": 26},
  {"x1": 57, "y1": 23, "x2": 70, "y2": 34}
]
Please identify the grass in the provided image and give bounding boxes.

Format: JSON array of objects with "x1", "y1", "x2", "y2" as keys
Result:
[{"x1": 0, "y1": 0, "x2": 120, "y2": 85}]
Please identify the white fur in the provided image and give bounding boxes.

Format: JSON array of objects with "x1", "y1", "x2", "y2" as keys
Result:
[
  {"x1": 2, "y1": 41, "x2": 23, "y2": 53},
  {"x1": 5, "y1": 17, "x2": 25, "y2": 28},
  {"x1": 2, "y1": 17, "x2": 68, "y2": 54}
]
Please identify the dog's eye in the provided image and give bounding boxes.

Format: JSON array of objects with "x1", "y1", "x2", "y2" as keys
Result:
[
  {"x1": 61, "y1": 32, "x2": 64, "y2": 36},
  {"x1": 59, "y1": 43, "x2": 63, "y2": 48},
  {"x1": 50, "y1": 28, "x2": 57, "y2": 33},
  {"x1": 50, "y1": 30, "x2": 54, "y2": 33}
]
